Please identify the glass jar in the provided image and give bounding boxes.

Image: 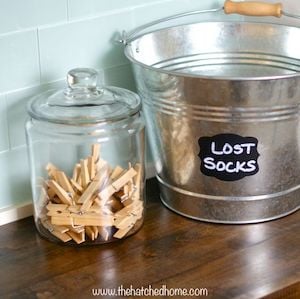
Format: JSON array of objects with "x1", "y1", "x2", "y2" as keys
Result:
[{"x1": 25, "y1": 68, "x2": 145, "y2": 245}]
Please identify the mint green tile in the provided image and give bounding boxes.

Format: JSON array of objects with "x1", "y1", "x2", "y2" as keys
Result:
[
  {"x1": 132, "y1": 0, "x2": 224, "y2": 27},
  {"x1": 67, "y1": 0, "x2": 94, "y2": 20},
  {"x1": 6, "y1": 80, "x2": 65, "y2": 149},
  {"x1": 104, "y1": 64, "x2": 136, "y2": 91},
  {"x1": 0, "y1": 94, "x2": 9, "y2": 153},
  {"x1": 0, "y1": 30, "x2": 40, "y2": 93},
  {"x1": 39, "y1": 10, "x2": 134, "y2": 82},
  {"x1": 0, "y1": 147, "x2": 32, "y2": 209},
  {"x1": 68, "y1": 0, "x2": 225, "y2": 22},
  {"x1": 0, "y1": 0, "x2": 67, "y2": 34},
  {"x1": 68, "y1": 0, "x2": 155, "y2": 20}
]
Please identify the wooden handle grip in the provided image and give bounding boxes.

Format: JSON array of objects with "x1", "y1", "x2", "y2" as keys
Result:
[{"x1": 224, "y1": 0, "x2": 282, "y2": 18}]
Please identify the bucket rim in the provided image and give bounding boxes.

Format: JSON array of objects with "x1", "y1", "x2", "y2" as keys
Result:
[{"x1": 124, "y1": 20, "x2": 300, "y2": 82}]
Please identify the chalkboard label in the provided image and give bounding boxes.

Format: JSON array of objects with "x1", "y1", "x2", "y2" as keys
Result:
[{"x1": 198, "y1": 134, "x2": 260, "y2": 181}]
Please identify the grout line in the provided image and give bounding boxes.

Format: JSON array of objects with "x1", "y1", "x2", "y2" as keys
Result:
[
  {"x1": 0, "y1": 27, "x2": 37, "y2": 38},
  {"x1": 4, "y1": 77, "x2": 65, "y2": 96},
  {"x1": 2, "y1": 62, "x2": 134, "y2": 96},
  {"x1": 103, "y1": 62, "x2": 130, "y2": 70},
  {"x1": 0, "y1": 0, "x2": 221, "y2": 38},
  {"x1": 9, "y1": 144, "x2": 28, "y2": 152},
  {"x1": 0, "y1": 149, "x2": 9, "y2": 155},
  {"x1": 36, "y1": 28, "x2": 42, "y2": 85},
  {"x1": 60, "y1": 0, "x2": 171, "y2": 24},
  {"x1": 19, "y1": 0, "x2": 183, "y2": 33},
  {"x1": 66, "y1": 0, "x2": 70, "y2": 22}
]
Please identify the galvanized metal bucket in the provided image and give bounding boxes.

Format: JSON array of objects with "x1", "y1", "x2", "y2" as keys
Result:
[{"x1": 123, "y1": 1, "x2": 300, "y2": 223}]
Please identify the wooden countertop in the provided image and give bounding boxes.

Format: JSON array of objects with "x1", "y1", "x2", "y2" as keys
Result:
[{"x1": 0, "y1": 179, "x2": 299, "y2": 299}]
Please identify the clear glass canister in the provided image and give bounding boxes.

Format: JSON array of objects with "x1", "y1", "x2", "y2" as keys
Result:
[{"x1": 25, "y1": 68, "x2": 145, "y2": 245}]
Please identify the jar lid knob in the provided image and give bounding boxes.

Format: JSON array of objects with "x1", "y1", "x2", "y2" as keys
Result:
[{"x1": 67, "y1": 68, "x2": 98, "y2": 90}]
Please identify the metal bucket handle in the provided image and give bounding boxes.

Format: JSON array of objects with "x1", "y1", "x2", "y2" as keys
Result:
[{"x1": 119, "y1": 0, "x2": 300, "y2": 45}]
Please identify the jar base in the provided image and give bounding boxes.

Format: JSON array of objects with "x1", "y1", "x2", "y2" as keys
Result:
[{"x1": 36, "y1": 217, "x2": 144, "y2": 246}]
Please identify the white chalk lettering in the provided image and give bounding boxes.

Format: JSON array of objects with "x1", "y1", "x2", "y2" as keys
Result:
[
  {"x1": 241, "y1": 143, "x2": 256, "y2": 155},
  {"x1": 200, "y1": 135, "x2": 258, "y2": 180},
  {"x1": 235, "y1": 161, "x2": 247, "y2": 172},
  {"x1": 216, "y1": 161, "x2": 226, "y2": 172},
  {"x1": 223, "y1": 143, "x2": 233, "y2": 155},
  {"x1": 203, "y1": 157, "x2": 216, "y2": 170},
  {"x1": 225, "y1": 162, "x2": 236, "y2": 173},
  {"x1": 233, "y1": 144, "x2": 243, "y2": 155},
  {"x1": 211, "y1": 142, "x2": 223, "y2": 155},
  {"x1": 211, "y1": 142, "x2": 256, "y2": 156},
  {"x1": 245, "y1": 160, "x2": 257, "y2": 172},
  {"x1": 203, "y1": 158, "x2": 257, "y2": 174}
]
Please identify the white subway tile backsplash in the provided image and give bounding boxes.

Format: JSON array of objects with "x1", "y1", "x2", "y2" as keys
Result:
[
  {"x1": 133, "y1": 0, "x2": 188, "y2": 26},
  {"x1": 132, "y1": 0, "x2": 224, "y2": 27},
  {"x1": 6, "y1": 80, "x2": 65, "y2": 149},
  {"x1": 68, "y1": 0, "x2": 158, "y2": 20},
  {"x1": 104, "y1": 64, "x2": 136, "y2": 91},
  {"x1": 39, "y1": 10, "x2": 134, "y2": 83},
  {"x1": 6, "y1": 89, "x2": 38, "y2": 149},
  {"x1": 0, "y1": 0, "x2": 68, "y2": 35},
  {"x1": 0, "y1": 94, "x2": 9, "y2": 153},
  {"x1": 0, "y1": 146, "x2": 32, "y2": 209},
  {"x1": 0, "y1": 30, "x2": 40, "y2": 93},
  {"x1": 67, "y1": 0, "x2": 93, "y2": 20}
]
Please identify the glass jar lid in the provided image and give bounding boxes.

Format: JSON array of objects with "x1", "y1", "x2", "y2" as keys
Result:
[{"x1": 27, "y1": 68, "x2": 141, "y2": 125}]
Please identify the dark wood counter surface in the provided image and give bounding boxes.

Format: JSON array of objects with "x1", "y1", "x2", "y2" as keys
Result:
[{"x1": 0, "y1": 179, "x2": 299, "y2": 299}]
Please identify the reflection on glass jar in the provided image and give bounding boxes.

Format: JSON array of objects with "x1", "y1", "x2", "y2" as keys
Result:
[{"x1": 26, "y1": 68, "x2": 145, "y2": 245}]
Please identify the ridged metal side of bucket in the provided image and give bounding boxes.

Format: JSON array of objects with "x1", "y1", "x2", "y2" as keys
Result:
[
  {"x1": 126, "y1": 21, "x2": 300, "y2": 223},
  {"x1": 153, "y1": 52, "x2": 300, "y2": 77}
]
